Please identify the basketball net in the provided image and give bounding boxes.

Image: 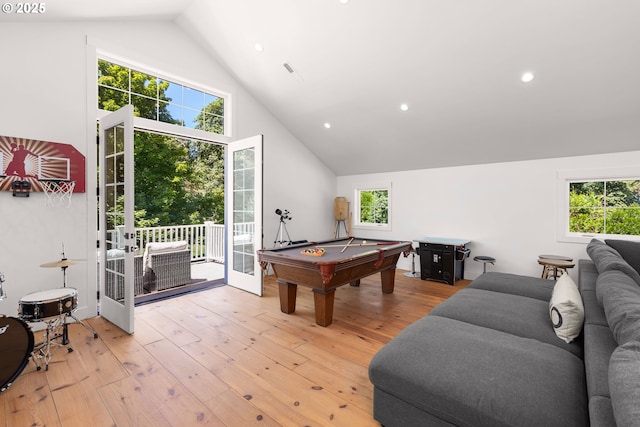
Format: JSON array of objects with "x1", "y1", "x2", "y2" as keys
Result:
[{"x1": 40, "y1": 180, "x2": 75, "y2": 208}]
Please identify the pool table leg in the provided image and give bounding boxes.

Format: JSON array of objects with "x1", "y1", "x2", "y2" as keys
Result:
[
  {"x1": 380, "y1": 268, "x2": 396, "y2": 294},
  {"x1": 313, "y1": 289, "x2": 335, "y2": 327},
  {"x1": 278, "y1": 281, "x2": 297, "y2": 314}
]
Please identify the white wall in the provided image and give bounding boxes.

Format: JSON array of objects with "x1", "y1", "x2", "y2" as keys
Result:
[
  {"x1": 0, "y1": 21, "x2": 335, "y2": 320},
  {"x1": 338, "y1": 150, "x2": 640, "y2": 281},
  {"x1": 0, "y1": 23, "x2": 93, "y2": 322}
]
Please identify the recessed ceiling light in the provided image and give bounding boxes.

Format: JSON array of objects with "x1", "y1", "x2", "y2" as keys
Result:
[
  {"x1": 521, "y1": 72, "x2": 535, "y2": 83},
  {"x1": 254, "y1": 43, "x2": 264, "y2": 52},
  {"x1": 324, "y1": 123, "x2": 331, "y2": 129},
  {"x1": 400, "y1": 103, "x2": 409, "y2": 111},
  {"x1": 339, "y1": 0, "x2": 350, "y2": 4}
]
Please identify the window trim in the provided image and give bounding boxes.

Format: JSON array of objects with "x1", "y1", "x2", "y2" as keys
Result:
[
  {"x1": 557, "y1": 167, "x2": 640, "y2": 243},
  {"x1": 352, "y1": 182, "x2": 392, "y2": 232}
]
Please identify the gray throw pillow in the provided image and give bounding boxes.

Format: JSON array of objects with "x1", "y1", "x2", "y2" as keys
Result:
[
  {"x1": 609, "y1": 340, "x2": 640, "y2": 426},
  {"x1": 606, "y1": 239, "x2": 640, "y2": 275},
  {"x1": 587, "y1": 239, "x2": 640, "y2": 286},
  {"x1": 601, "y1": 273, "x2": 640, "y2": 345}
]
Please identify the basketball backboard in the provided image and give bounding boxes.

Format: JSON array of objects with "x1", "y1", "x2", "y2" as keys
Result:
[{"x1": 38, "y1": 156, "x2": 71, "y2": 181}]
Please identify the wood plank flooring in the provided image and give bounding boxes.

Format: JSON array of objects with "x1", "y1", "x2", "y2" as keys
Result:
[{"x1": 1, "y1": 270, "x2": 468, "y2": 427}]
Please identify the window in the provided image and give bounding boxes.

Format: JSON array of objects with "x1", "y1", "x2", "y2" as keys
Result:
[
  {"x1": 557, "y1": 168, "x2": 640, "y2": 242},
  {"x1": 353, "y1": 183, "x2": 391, "y2": 230},
  {"x1": 569, "y1": 180, "x2": 640, "y2": 235},
  {"x1": 98, "y1": 58, "x2": 226, "y2": 135}
]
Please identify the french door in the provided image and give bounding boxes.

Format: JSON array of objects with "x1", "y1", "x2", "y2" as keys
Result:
[
  {"x1": 99, "y1": 105, "x2": 135, "y2": 333},
  {"x1": 226, "y1": 135, "x2": 263, "y2": 295}
]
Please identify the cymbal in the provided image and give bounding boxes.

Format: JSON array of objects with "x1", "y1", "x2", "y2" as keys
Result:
[{"x1": 40, "y1": 259, "x2": 78, "y2": 268}]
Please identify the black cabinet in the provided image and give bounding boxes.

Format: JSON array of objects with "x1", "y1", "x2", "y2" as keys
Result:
[{"x1": 419, "y1": 242, "x2": 469, "y2": 286}]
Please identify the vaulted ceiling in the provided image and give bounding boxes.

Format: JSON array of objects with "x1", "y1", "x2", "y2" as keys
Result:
[{"x1": 5, "y1": 0, "x2": 640, "y2": 175}]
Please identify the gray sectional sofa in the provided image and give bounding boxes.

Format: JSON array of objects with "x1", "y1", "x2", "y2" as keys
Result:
[{"x1": 369, "y1": 239, "x2": 640, "y2": 426}]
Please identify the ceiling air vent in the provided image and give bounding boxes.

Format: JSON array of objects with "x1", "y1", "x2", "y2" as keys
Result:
[{"x1": 283, "y1": 62, "x2": 303, "y2": 82}]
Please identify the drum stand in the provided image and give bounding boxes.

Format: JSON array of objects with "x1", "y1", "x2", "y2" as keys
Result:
[
  {"x1": 31, "y1": 253, "x2": 99, "y2": 371},
  {"x1": 30, "y1": 308, "x2": 98, "y2": 371},
  {"x1": 58, "y1": 264, "x2": 98, "y2": 341},
  {"x1": 31, "y1": 314, "x2": 70, "y2": 371}
]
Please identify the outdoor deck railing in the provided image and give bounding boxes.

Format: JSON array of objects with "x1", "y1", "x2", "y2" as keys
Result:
[{"x1": 133, "y1": 222, "x2": 255, "y2": 264}]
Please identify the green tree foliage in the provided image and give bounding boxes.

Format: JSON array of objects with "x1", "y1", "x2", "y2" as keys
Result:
[
  {"x1": 98, "y1": 60, "x2": 174, "y2": 122},
  {"x1": 98, "y1": 60, "x2": 225, "y2": 227},
  {"x1": 360, "y1": 190, "x2": 389, "y2": 224},
  {"x1": 133, "y1": 131, "x2": 194, "y2": 225},
  {"x1": 569, "y1": 180, "x2": 640, "y2": 235},
  {"x1": 185, "y1": 142, "x2": 225, "y2": 224},
  {"x1": 196, "y1": 98, "x2": 224, "y2": 135}
]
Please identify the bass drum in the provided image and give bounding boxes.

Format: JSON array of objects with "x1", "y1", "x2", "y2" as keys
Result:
[{"x1": 0, "y1": 316, "x2": 34, "y2": 392}]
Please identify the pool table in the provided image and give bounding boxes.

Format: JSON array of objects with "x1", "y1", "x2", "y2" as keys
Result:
[{"x1": 257, "y1": 237, "x2": 412, "y2": 326}]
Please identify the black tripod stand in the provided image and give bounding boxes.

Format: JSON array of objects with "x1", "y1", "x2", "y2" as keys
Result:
[{"x1": 273, "y1": 209, "x2": 293, "y2": 247}]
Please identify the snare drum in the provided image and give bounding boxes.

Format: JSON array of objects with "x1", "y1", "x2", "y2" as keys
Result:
[
  {"x1": 18, "y1": 288, "x2": 78, "y2": 321},
  {"x1": 0, "y1": 315, "x2": 34, "y2": 392}
]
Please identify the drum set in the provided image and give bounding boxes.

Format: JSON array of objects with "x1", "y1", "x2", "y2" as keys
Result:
[
  {"x1": 0, "y1": 253, "x2": 98, "y2": 392},
  {"x1": 0, "y1": 272, "x2": 33, "y2": 392}
]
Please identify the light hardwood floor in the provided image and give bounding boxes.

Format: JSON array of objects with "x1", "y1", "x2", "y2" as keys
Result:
[{"x1": 1, "y1": 270, "x2": 468, "y2": 427}]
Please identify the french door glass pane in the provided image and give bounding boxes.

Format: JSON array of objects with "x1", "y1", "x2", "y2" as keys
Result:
[
  {"x1": 232, "y1": 148, "x2": 255, "y2": 275},
  {"x1": 104, "y1": 125, "x2": 126, "y2": 305}
]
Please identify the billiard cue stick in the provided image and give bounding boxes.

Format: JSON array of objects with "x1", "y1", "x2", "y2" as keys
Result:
[
  {"x1": 341, "y1": 237, "x2": 355, "y2": 253},
  {"x1": 319, "y1": 241, "x2": 399, "y2": 248}
]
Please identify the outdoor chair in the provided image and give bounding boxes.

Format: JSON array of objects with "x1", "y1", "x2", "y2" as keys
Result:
[{"x1": 142, "y1": 241, "x2": 192, "y2": 292}]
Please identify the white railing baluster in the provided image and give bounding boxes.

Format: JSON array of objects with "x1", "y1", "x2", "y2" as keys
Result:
[{"x1": 134, "y1": 222, "x2": 229, "y2": 263}]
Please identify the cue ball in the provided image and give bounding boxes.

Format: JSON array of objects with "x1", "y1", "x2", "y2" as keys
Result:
[{"x1": 362, "y1": 240, "x2": 367, "y2": 244}]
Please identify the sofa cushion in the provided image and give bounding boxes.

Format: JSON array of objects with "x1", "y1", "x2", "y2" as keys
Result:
[
  {"x1": 599, "y1": 271, "x2": 640, "y2": 345},
  {"x1": 583, "y1": 324, "x2": 618, "y2": 400},
  {"x1": 588, "y1": 396, "x2": 616, "y2": 427},
  {"x1": 609, "y1": 340, "x2": 640, "y2": 426},
  {"x1": 596, "y1": 269, "x2": 638, "y2": 306},
  {"x1": 143, "y1": 240, "x2": 189, "y2": 270},
  {"x1": 581, "y1": 289, "x2": 608, "y2": 326},
  {"x1": 106, "y1": 248, "x2": 126, "y2": 259},
  {"x1": 587, "y1": 238, "x2": 640, "y2": 286},
  {"x1": 431, "y1": 288, "x2": 583, "y2": 357},
  {"x1": 468, "y1": 271, "x2": 554, "y2": 301},
  {"x1": 605, "y1": 239, "x2": 640, "y2": 274},
  {"x1": 549, "y1": 274, "x2": 585, "y2": 343},
  {"x1": 369, "y1": 315, "x2": 588, "y2": 427},
  {"x1": 578, "y1": 259, "x2": 599, "y2": 293},
  {"x1": 373, "y1": 387, "x2": 456, "y2": 427}
]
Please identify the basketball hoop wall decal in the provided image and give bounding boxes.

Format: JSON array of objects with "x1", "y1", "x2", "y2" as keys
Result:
[{"x1": 0, "y1": 135, "x2": 85, "y2": 199}]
